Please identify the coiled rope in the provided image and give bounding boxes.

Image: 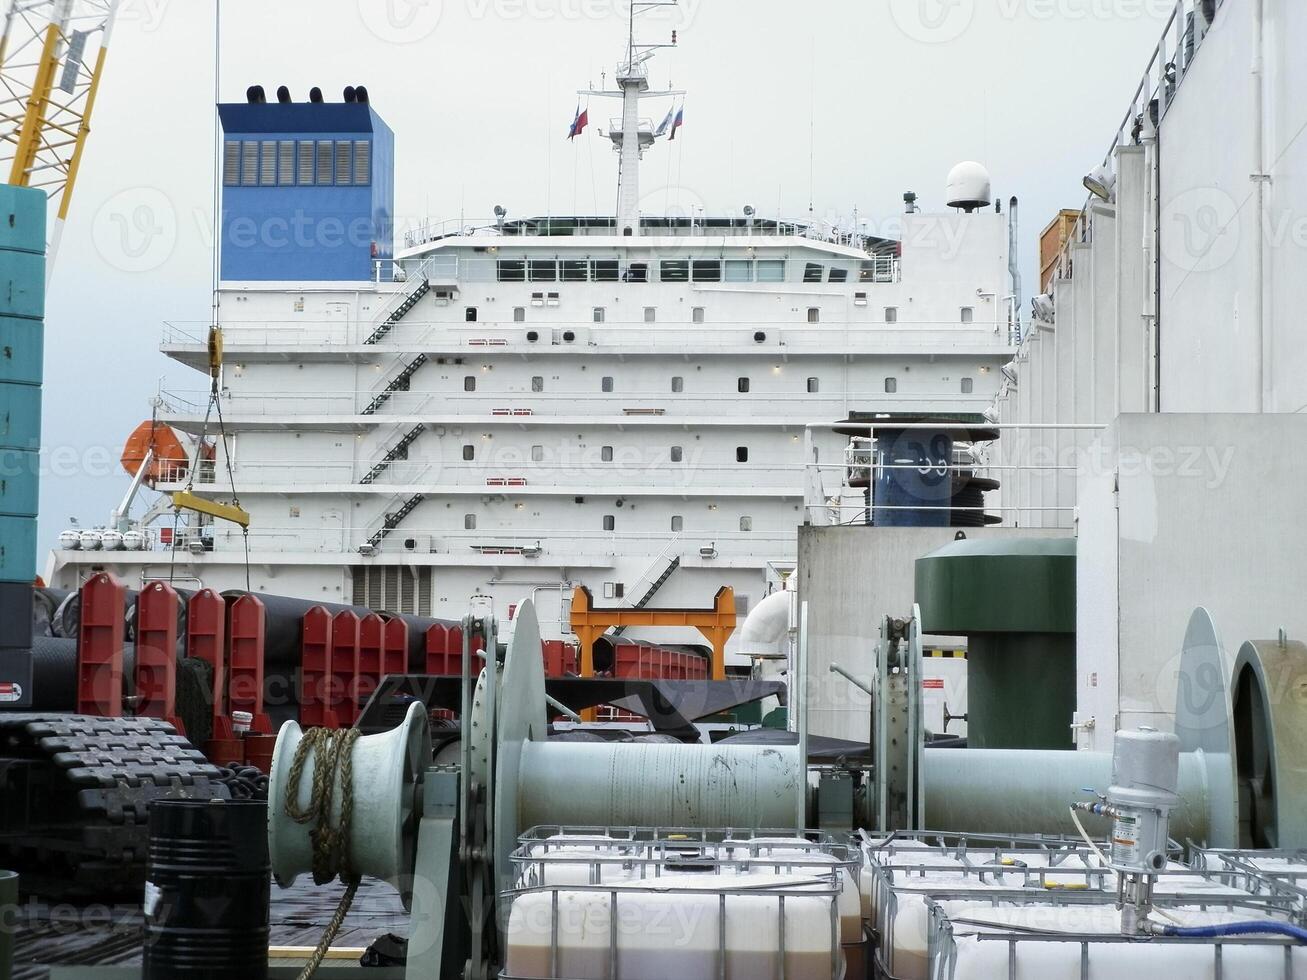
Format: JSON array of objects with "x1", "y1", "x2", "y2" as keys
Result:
[{"x1": 283, "y1": 726, "x2": 363, "y2": 980}]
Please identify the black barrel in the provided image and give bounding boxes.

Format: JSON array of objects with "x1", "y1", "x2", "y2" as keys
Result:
[{"x1": 143, "y1": 799, "x2": 270, "y2": 979}]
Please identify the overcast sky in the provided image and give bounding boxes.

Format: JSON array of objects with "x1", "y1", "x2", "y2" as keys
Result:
[{"x1": 40, "y1": 0, "x2": 1175, "y2": 558}]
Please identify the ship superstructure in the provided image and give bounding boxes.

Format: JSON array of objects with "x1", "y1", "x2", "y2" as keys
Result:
[{"x1": 48, "y1": 24, "x2": 1019, "y2": 648}]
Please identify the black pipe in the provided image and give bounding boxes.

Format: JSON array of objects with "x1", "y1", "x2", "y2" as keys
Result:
[{"x1": 30, "y1": 636, "x2": 136, "y2": 711}]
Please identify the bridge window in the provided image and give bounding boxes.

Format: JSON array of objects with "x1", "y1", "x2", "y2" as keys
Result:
[
  {"x1": 497, "y1": 260, "x2": 526, "y2": 282},
  {"x1": 803, "y1": 263, "x2": 824, "y2": 283},
  {"x1": 528, "y1": 260, "x2": 557, "y2": 282},
  {"x1": 692, "y1": 260, "x2": 721, "y2": 282},
  {"x1": 724, "y1": 259, "x2": 752, "y2": 283},
  {"x1": 562, "y1": 260, "x2": 589, "y2": 282},
  {"x1": 660, "y1": 260, "x2": 689, "y2": 282}
]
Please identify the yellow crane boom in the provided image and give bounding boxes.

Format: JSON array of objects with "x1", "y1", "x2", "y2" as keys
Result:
[{"x1": 0, "y1": 0, "x2": 120, "y2": 275}]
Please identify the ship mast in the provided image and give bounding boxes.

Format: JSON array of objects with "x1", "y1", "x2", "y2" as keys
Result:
[{"x1": 581, "y1": 1, "x2": 682, "y2": 237}]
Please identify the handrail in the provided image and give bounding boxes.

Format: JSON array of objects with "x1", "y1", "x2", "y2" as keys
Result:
[{"x1": 1035, "y1": 0, "x2": 1215, "y2": 319}]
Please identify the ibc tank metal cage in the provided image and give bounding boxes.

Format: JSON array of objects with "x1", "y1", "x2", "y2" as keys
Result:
[
  {"x1": 500, "y1": 826, "x2": 856, "y2": 980},
  {"x1": 922, "y1": 891, "x2": 1306, "y2": 980},
  {"x1": 1191, "y1": 848, "x2": 1307, "y2": 925}
]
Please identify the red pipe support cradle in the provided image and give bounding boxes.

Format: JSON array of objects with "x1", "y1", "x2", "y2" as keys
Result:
[
  {"x1": 356, "y1": 613, "x2": 385, "y2": 717},
  {"x1": 228, "y1": 594, "x2": 272, "y2": 734},
  {"x1": 300, "y1": 606, "x2": 335, "y2": 728},
  {"x1": 76, "y1": 572, "x2": 126, "y2": 717},
  {"x1": 186, "y1": 589, "x2": 229, "y2": 738},
  {"x1": 330, "y1": 610, "x2": 361, "y2": 727},
  {"x1": 382, "y1": 617, "x2": 408, "y2": 676},
  {"x1": 134, "y1": 580, "x2": 180, "y2": 730}
]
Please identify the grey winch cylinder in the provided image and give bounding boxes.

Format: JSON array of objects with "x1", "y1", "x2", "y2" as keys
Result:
[
  {"x1": 923, "y1": 747, "x2": 1212, "y2": 843},
  {"x1": 517, "y1": 741, "x2": 802, "y2": 830}
]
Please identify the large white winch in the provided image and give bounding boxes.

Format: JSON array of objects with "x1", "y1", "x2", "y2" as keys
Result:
[
  {"x1": 268, "y1": 599, "x2": 809, "y2": 978},
  {"x1": 264, "y1": 603, "x2": 1307, "y2": 979}
]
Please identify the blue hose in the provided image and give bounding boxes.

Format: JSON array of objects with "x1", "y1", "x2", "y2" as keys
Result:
[{"x1": 1159, "y1": 920, "x2": 1307, "y2": 943}]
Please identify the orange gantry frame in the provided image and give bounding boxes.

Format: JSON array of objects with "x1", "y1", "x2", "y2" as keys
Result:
[{"x1": 568, "y1": 585, "x2": 736, "y2": 682}]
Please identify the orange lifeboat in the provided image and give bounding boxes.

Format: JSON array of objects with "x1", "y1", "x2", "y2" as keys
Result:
[{"x1": 120, "y1": 421, "x2": 211, "y2": 485}]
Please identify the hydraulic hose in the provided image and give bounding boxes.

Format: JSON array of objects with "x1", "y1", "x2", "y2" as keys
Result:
[{"x1": 1155, "y1": 920, "x2": 1307, "y2": 943}]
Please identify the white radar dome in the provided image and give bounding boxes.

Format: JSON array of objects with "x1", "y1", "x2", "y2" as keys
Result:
[{"x1": 945, "y1": 161, "x2": 992, "y2": 213}]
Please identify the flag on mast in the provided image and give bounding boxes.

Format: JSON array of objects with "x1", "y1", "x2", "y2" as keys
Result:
[
  {"x1": 568, "y1": 104, "x2": 589, "y2": 139},
  {"x1": 655, "y1": 104, "x2": 675, "y2": 138},
  {"x1": 669, "y1": 104, "x2": 684, "y2": 140}
]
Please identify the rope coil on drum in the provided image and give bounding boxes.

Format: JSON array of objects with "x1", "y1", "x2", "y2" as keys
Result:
[{"x1": 282, "y1": 726, "x2": 362, "y2": 980}]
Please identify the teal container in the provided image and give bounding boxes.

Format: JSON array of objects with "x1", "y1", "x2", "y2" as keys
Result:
[
  {"x1": 0, "y1": 249, "x2": 44, "y2": 319},
  {"x1": 0, "y1": 316, "x2": 42, "y2": 384},
  {"x1": 0, "y1": 514, "x2": 36, "y2": 582},
  {"x1": 0, "y1": 383, "x2": 39, "y2": 451},
  {"x1": 0, "y1": 185, "x2": 44, "y2": 589},
  {"x1": 0, "y1": 186, "x2": 46, "y2": 253},
  {"x1": 0, "y1": 448, "x2": 38, "y2": 516}
]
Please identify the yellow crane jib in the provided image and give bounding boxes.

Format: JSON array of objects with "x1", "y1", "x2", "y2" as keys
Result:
[{"x1": 170, "y1": 490, "x2": 250, "y2": 529}]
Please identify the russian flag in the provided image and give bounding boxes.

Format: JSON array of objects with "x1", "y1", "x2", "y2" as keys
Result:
[
  {"x1": 655, "y1": 104, "x2": 675, "y2": 138},
  {"x1": 669, "y1": 105, "x2": 684, "y2": 140},
  {"x1": 568, "y1": 104, "x2": 589, "y2": 140}
]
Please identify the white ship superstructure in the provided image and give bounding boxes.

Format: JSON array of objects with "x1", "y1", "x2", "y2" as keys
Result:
[{"x1": 48, "y1": 26, "x2": 1019, "y2": 647}]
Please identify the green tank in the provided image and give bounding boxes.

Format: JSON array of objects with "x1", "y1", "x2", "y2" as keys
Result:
[{"x1": 915, "y1": 537, "x2": 1076, "y2": 750}]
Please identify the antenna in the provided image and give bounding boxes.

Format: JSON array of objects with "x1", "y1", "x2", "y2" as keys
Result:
[{"x1": 578, "y1": 1, "x2": 683, "y2": 237}]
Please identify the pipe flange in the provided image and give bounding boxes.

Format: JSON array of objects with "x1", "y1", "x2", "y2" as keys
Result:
[{"x1": 1232, "y1": 634, "x2": 1307, "y2": 848}]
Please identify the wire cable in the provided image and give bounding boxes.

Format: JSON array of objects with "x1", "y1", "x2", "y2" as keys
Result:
[{"x1": 1068, "y1": 805, "x2": 1109, "y2": 866}]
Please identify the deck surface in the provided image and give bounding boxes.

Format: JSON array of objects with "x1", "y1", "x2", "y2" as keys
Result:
[{"x1": 13, "y1": 879, "x2": 408, "y2": 978}]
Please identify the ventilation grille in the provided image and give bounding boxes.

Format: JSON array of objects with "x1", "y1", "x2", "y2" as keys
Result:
[{"x1": 350, "y1": 565, "x2": 432, "y2": 615}]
